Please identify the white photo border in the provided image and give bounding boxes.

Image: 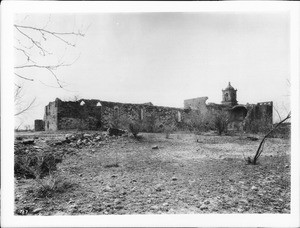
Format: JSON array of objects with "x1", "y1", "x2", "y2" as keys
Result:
[{"x1": 1, "y1": 1, "x2": 299, "y2": 227}]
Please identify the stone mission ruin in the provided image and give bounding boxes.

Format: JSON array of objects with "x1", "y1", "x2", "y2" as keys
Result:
[{"x1": 35, "y1": 83, "x2": 273, "y2": 132}]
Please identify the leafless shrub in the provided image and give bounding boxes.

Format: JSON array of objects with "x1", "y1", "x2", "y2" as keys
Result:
[
  {"x1": 246, "y1": 115, "x2": 273, "y2": 134},
  {"x1": 182, "y1": 111, "x2": 212, "y2": 134},
  {"x1": 163, "y1": 120, "x2": 176, "y2": 139},
  {"x1": 212, "y1": 111, "x2": 229, "y2": 135},
  {"x1": 14, "y1": 148, "x2": 70, "y2": 198},
  {"x1": 33, "y1": 175, "x2": 75, "y2": 198},
  {"x1": 128, "y1": 121, "x2": 142, "y2": 138},
  {"x1": 246, "y1": 112, "x2": 291, "y2": 165}
]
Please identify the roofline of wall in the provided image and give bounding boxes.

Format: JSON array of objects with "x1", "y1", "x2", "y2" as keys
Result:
[{"x1": 53, "y1": 98, "x2": 184, "y2": 111}]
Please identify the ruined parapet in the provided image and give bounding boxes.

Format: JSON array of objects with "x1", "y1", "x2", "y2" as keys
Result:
[
  {"x1": 43, "y1": 99, "x2": 60, "y2": 131},
  {"x1": 243, "y1": 102, "x2": 273, "y2": 132},
  {"x1": 254, "y1": 101, "x2": 273, "y2": 124},
  {"x1": 34, "y1": 119, "x2": 44, "y2": 131},
  {"x1": 184, "y1": 97, "x2": 209, "y2": 114},
  {"x1": 57, "y1": 99, "x2": 102, "y2": 131}
]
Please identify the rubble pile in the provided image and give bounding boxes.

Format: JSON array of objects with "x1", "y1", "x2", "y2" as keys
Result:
[
  {"x1": 52, "y1": 128, "x2": 128, "y2": 148},
  {"x1": 14, "y1": 128, "x2": 128, "y2": 178}
]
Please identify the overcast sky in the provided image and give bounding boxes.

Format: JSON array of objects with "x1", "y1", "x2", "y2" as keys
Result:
[{"x1": 14, "y1": 12, "x2": 290, "y2": 128}]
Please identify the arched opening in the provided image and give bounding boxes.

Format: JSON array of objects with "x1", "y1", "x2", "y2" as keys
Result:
[
  {"x1": 224, "y1": 93, "x2": 229, "y2": 101},
  {"x1": 231, "y1": 105, "x2": 248, "y2": 120},
  {"x1": 114, "y1": 106, "x2": 119, "y2": 118}
]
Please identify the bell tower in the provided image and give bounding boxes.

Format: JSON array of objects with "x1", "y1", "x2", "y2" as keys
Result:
[{"x1": 222, "y1": 82, "x2": 237, "y2": 106}]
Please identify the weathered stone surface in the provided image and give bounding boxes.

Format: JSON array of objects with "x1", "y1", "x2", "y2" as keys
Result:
[
  {"x1": 42, "y1": 83, "x2": 273, "y2": 133},
  {"x1": 34, "y1": 119, "x2": 44, "y2": 131}
]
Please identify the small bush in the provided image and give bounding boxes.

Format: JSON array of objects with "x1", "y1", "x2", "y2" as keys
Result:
[
  {"x1": 212, "y1": 111, "x2": 229, "y2": 135},
  {"x1": 15, "y1": 152, "x2": 62, "y2": 179},
  {"x1": 142, "y1": 114, "x2": 162, "y2": 133},
  {"x1": 163, "y1": 121, "x2": 176, "y2": 139},
  {"x1": 128, "y1": 121, "x2": 142, "y2": 138},
  {"x1": 246, "y1": 117, "x2": 272, "y2": 134},
  {"x1": 33, "y1": 175, "x2": 75, "y2": 198},
  {"x1": 182, "y1": 111, "x2": 212, "y2": 134}
]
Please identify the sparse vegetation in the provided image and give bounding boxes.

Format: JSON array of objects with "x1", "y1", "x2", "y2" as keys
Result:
[
  {"x1": 15, "y1": 150, "x2": 62, "y2": 179},
  {"x1": 182, "y1": 111, "x2": 212, "y2": 134},
  {"x1": 246, "y1": 115, "x2": 273, "y2": 134},
  {"x1": 212, "y1": 111, "x2": 229, "y2": 135},
  {"x1": 128, "y1": 120, "x2": 142, "y2": 138},
  {"x1": 247, "y1": 112, "x2": 291, "y2": 165},
  {"x1": 15, "y1": 130, "x2": 290, "y2": 215}
]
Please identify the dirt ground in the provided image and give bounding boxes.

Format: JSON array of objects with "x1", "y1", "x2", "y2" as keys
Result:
[{"x1": 14, "y1": 131, "x2": 291, "y2": 215}]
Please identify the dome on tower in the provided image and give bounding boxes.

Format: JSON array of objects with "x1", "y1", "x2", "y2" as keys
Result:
[
  {"x1": 225, "y1": 82, "x2": 235, "y2": 90},
  {"x1": 222, "y1": 82, "x2": 238, "y2": 106}
]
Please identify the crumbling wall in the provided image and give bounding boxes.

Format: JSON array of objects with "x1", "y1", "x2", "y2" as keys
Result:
[
  {"x1": 246, "y1": 102, "x2": 273, "y2": 123},
  {"x1": 34, "y1": 119, "x2": 44, "y2": 131},
  {"x1": 43, "y1": 95, "x2": 273, "y2": 133},
  {"x1": 100, "y1": 101, "x2": 184, "y2": 131},
  {"x1": 184, "y1": 97, "x2": 209, "y2": 114},
  {"x1": 44, "y1": 99, "x2": 58, "y2": 131},
  {"x1": 56, "y1": 99, "x2": 102, "y2": 130},
  {"x1": 244, "y1": 102, "x2": 273, "y2": 132},
  {"x1": 228, "y1": 105, "x2": 248, "y2": 131}
]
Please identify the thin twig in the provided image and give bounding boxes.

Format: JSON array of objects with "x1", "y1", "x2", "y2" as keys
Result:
[
  {"x1": 15, "y1": 97, "x2": 36, "y2": 116},
  {"x1": 252, "y1": 112, "x2": 291, "y2": 164},
  {"x1": 15, "y1": 25, "x2": 51, "y2": 56},
  {"x1": 14, "y1": 46, "x2": 36, "y2": 63},
  {"x1": 14, "y1": 73, "x2": 34, "y2": 81}
]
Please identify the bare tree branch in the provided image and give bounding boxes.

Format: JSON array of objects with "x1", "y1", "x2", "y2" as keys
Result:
[
  {"x1": 14, "y1": 46, "x2": 36, "y2": 63},
  {"x1": 15, "y1": 61, "x2": 73, "y2": 69},
  {"x1": 15, "y1": 37, "x2": 34, "y2": 50},
  {"x1": 46, "y1": 68, "x2": 63, "y2": 88},
  {"x1": 15, "y1": 24, "x2": 85, "y2": 36},
  {"x1": 14, "y1": 73, "x2": 34, "y2": 81},
  {"x1": 14, "y1": 15, "x2": 85, "y2": 118},
  {"x1": 14, "y1": 24, "x2": 84, "y2": 49},
  {"x1": 273, "y1": 104, "x2": 282, "y2": 122},
  {"x1": 15, "y1": 97, "x2": 37, "y2": 116},
  {"x1": 15, "y1": 25, "x2": 51, "y2": 56},
  {"x1": 250, "y1": 112, "x2": 291, "y2": 165}
]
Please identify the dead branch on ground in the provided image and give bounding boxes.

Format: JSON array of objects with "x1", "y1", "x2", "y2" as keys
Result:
[{"x1": 247, "y1": 112, "x2": 291, "y2": 165}]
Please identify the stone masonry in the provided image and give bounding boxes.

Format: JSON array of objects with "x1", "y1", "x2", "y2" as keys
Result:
[{"x1": 40, "y1": 82, "x2": 272, "y2": 132}]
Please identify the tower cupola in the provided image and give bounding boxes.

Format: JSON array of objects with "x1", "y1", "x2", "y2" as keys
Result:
[{"x1": 222, "y1": 82, "x2": 237, "y2": 106}]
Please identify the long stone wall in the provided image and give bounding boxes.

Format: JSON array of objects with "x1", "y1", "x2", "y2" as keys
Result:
[
  {"x1": 44, "y1": 98, "x2": 185, "y2": 131},
  {"x1": 99, "y1": 101, "x2": 185, "y2": 131},
  {"x1": 42, "y1": 97, "x2": 273, "y2": 133}
]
